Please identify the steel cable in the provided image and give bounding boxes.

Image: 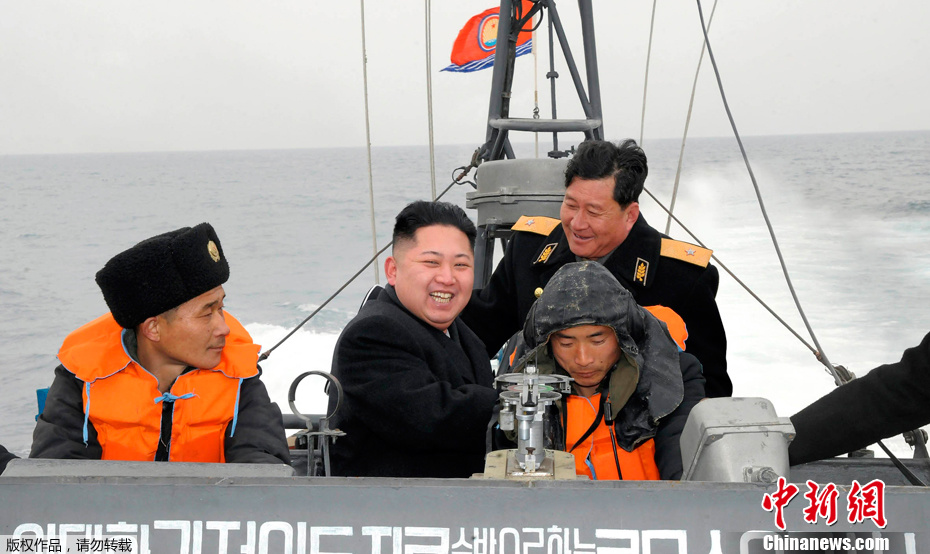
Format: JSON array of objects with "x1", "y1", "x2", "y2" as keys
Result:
[
  {"x1": 665, "y1": 0, "x2": 718, "y2": 235},
  {"x1": 693, "y1": 0, "x2": 847, "y2": 384},
  {"x1": 259, "y1": 167, "x2": 476, "y2": 361}
]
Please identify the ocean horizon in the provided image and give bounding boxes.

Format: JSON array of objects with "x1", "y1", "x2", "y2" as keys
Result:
[{"x1": 3, "y1": 130, "x2": 929, "y2": 457}]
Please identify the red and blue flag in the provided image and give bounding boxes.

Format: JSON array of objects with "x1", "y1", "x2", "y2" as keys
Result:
[{"x1": 442, "y1": 1, "x2": 534, "y2": 73}]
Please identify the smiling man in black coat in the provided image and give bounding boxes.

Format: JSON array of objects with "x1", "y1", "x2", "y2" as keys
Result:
[
  {"x1": 327, "y1": 201, "x2": 498, "y2": 478},
  {"x1": 462, "y1": 139, "x2": 730, "y2": 398}
]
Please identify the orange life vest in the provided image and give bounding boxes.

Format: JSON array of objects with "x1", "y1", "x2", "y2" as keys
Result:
[
  {"x1": 565, "y1": 393, "x2": 660, "y2": 480},
  {"x1": 644, "y1": 305, "x2": 688, "y2": 351},
  {"x1": 57, "y1": 312, "x2": 260, "y2": 462}
]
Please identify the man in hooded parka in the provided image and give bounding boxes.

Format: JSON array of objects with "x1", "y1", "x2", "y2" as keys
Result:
[{"x1": 508, "y1": 261, "x2": 705, "y2": 480}]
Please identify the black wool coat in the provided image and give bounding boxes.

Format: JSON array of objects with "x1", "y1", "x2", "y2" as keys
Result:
[
  {"x1": 789, "y1": 331, "x2": 930, "y2": 465},
  {"x1": 462, "y1": 215, "x2": 731, "y2": 397},
  {"x1": 327, "y1": 286, "x2": 498, "y2": 478},
  {"x1": 0, "y1": 444, "x2": 17, "y2": 475}
]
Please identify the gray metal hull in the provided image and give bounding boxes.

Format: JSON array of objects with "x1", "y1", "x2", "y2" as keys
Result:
[{"x1": 2, "y1": 470, "x2": 927, "y2": 553}]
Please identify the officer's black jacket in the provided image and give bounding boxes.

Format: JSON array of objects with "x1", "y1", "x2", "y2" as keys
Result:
[{"x1": 462, "y1": 215, "x2": 731, "y2": 398}]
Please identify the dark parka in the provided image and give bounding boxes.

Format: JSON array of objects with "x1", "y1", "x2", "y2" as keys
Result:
[
  {"x1": 510, "y1": 262, "x2": 705, "y2": 479},
  {"x1": 462, "y1": 215, "x2": 731, "y2": 397},
  {"x1": 327, "y1": 285, "x2": 498, "y2": 478},
  {"x1": 0, "y1": 445, "x2": 17, "y2": 475},
  {"x1": 789, "y1": 331, "x2": 930, "y2": 465}
]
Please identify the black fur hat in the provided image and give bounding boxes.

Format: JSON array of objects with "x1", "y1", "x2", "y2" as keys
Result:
[{"x1": 95, "y1": 223, "x2": 230, "y2": 328}]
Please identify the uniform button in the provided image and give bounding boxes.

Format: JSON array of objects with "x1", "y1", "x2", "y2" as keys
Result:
[{"x1": 534, "y1": 287, "x2": 544, "y2": 298}]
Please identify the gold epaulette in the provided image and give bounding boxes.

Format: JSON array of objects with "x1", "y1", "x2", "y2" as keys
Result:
[
  {"x1": 660, "y1": 238, "x2": 712, "y2": 268},
  {"x1": 511, "y1": 216, "x2": 561, "y2": 236}
]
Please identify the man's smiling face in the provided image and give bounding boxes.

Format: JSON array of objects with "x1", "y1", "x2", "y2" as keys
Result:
[
  {"x1": 385, "y1": 224, "x2": 474, "y2": 331},
  {"x1": 560, "y1": 175, "x2": 639, "y2": 260}
]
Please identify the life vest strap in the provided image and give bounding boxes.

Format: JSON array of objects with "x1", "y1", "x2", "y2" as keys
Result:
[
  {"x1": 153, "y1": 391, "x2": 197, "y2": 404},
  {"x1": 568, "y1": 391, "x2": 607, "y2": 453}
]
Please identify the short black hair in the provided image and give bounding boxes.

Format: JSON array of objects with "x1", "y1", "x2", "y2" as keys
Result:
[
  {"x1": 564, "y1": 139, "x2": 648, "y2": 206},
  {"x1": 392, "y1": 200, "x2": 477, "y2": 251}
]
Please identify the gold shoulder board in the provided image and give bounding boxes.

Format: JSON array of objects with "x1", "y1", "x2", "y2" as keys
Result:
[
  {"x1": 660, "y1": 238, "x2": 712, "y2": 268},
  {"x1": 511, "y1": 216, "x2": 561, "y2": 236}
]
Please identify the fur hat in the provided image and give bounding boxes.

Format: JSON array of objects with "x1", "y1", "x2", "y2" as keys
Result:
[{"x1": 95, "y1": 223, "x2": 230, "y2": 328}]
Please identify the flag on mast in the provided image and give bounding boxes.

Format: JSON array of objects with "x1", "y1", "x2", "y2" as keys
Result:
[{"x1": 442, "y1": 1, "x2": 534, "y2": 73}]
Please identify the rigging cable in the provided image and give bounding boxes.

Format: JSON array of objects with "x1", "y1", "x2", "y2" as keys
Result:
[
  {"x1": 642, "y1": 187, "x2": 817, "y2": 356},
  {"x1": 693, "y1": 0, "x2": 925, "y2": 482},
  {"x1": 359, "y1": 0, "x2": 379, "y2": 284},
  {"x1": 532, "y1": 2, "x2": 540, "y2": 158},
  {"x1": 665, "y1": 0, "x2": 718, "y2": 235},
  {"x1": 546, "y1": 0, "x2": 559, "y2": 153},
  {"x1": 638, "y1": 0, "x2": 657, "y2": 146},
  {"x1": 258, "y1": 167, "x2": 477, "y2": 362},
  {"x1": 425, "y1": 0, "x2": 438, "y2": 200},
  {"x1": 692, "y1": 0, "x2": 848, "y2": 386},
  {"x1": 645, "y1": 183, "x2": 928, "y2": 485}
]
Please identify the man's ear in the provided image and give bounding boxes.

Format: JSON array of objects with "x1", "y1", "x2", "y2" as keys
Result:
[
  {"x1": 385, "y1": 257, "x2": 398, "y2": 286},
  {"x1": 137, "y1": 316, "x2": 161, "y2": 342},
  {"x1": 625, "y1": 202, "x2": 640, "y2": 227}
]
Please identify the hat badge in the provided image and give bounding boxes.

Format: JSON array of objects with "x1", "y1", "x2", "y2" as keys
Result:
[{"x1": 207, "y1": 240, "x2": 221, "y2": 263}]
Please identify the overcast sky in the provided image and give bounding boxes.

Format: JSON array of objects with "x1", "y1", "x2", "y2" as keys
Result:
[{"x1": 1, "y1": 0, "x2": 928, "y2": 155}]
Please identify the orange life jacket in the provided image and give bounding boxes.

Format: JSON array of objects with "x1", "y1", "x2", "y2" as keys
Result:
[
  {"x1": 57, "y1": 312, "x2": 260, "y2": 462},
  {"x1": 565, "y1": 393, "x2": 660, "y2": 480},
  {"x1": 644, "y1": 305, "x2": 688, "y2": 351}
]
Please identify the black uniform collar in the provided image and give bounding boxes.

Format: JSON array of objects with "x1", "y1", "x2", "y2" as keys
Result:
[
  {"x1": 531, "y1": 215, "x2": 662, "y2": 288},
  {"x1": 530, "y1": 226, "x2": 575, "y2": 268},
  {"x1": 603, "y1": 215, "x2": 662, "y2": 288}
]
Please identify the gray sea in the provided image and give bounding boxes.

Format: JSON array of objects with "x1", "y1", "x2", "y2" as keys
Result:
[{"x1": 2, "y1": 131, "x2": 929, "y2": 457}]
